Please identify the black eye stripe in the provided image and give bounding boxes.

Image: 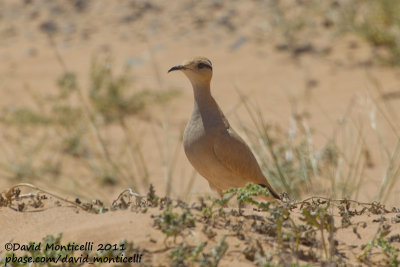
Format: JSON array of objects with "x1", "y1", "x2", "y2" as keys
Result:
[{"x1": 197, "y1": 63, "x2": 212, "y2": 70}]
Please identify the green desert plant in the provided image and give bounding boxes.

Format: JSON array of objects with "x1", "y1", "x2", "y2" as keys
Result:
[
  {"x1": 153, "y1": 204, "x2": 196, "y2": 243},
  {"x1": 338, "y1": 0, "x2": 400, "y2": 65}
]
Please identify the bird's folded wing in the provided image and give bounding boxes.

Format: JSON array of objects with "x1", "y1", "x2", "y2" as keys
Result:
[{"x1": 213, "y1": 128, "x2": 263, "y2": 182}]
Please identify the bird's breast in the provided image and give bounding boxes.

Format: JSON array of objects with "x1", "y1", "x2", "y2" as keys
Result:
[
  {"x1": 183, "y1": 114, "x2": 209, "y2": 154},
  {"x1": 183, "y1": 113, "x2": 219, "y2": 174}
]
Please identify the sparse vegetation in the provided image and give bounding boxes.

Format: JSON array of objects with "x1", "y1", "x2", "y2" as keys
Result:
[
  {"x1": 1, "y1": 0, "x2": 399, "y2": 204},
  {"x1": 2, "y1": 183, "x2": 398, "y2": 266},
  {"x1": 1, "y1": 0, "x2": 400, "y2": 266},
  {"x1": 234, "y1": 82, "x2": 400, "y2": 202},
  {"x1": 338, "y1": 0, "x2": 400, "y2": 65},
  {"x1": 358, "y1": 223, "x2": 400, "y2": 266},
  {"x1": 0, "y1": 53, "x2": 180, "y2": 197},
  {"x1": 153, "y1": 204, "x2": 196, "y2": 243}
]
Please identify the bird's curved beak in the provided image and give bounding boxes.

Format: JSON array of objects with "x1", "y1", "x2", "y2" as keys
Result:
[{"x1": 168, "y1": 65, "x2": 185, "y2": 73}]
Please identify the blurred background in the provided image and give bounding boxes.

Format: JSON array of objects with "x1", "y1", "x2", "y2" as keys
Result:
[{"x1": 1, "y1": 0, "x2": 400, "y2": 205}]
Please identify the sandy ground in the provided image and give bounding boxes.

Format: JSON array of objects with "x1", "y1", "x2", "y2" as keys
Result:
[{"x1": 1, "y1": 0, "x2": 400, "y2": 265}]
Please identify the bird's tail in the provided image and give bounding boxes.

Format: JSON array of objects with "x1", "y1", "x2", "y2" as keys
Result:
[{"x1": 258, "y1": 183, "x2": 280, "y2": 200}]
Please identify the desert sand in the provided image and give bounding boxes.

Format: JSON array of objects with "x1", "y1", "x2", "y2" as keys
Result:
[{"x1": 1, "y1": 0, "x2": 400, "y2": 266}]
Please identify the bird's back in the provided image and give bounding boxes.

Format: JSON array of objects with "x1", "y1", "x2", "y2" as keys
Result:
[{"x1": 183, "y1": 95, "x2": 279, "y2": 199}]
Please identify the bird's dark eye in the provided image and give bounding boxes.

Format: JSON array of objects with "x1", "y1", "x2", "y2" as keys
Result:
[{"x1": 197, "y1": 63, "x2": 212, "y2": 70}]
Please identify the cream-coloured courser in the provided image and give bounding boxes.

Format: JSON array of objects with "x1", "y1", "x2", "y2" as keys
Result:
[{"x1": 168, "y1": 56, "x2": 280, "y2": 200}]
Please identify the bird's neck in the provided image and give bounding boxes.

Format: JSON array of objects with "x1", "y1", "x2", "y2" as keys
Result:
[
  {"x1": 190, "y1": 81, "x2": 214, "y2": 106},
  {"x1": 192, "y1": 80, "x2": 210, "y2": 95},
  {"x1": 190, "y1": 81, "x2": 228, "y2": 129}
]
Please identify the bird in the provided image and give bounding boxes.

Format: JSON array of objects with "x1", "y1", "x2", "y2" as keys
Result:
[{"x1": 168, "y1": 56, "x2": 280, "y2": 200}]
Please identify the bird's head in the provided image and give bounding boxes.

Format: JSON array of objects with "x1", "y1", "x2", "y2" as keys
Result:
[{"x1": 168, "y1": 57, "x2": 213, "y2": 88}]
